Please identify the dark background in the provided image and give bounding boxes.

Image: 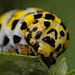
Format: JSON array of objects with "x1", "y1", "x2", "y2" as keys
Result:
[{"x1": 0, "y1": 0, "x2": 75, "y2": 72}]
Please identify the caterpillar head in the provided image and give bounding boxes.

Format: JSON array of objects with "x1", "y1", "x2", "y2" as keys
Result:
[{"x1": 24, "y1": 12, "x2": 70, "y2": 67}]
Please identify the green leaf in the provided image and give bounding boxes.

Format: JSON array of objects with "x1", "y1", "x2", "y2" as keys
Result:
[
  {"x1": 67, "y1": 69, "x2": 75, "y2": 75},
  {"x1": 0, "y1": 52, "x2": 50, "y2": 75},
  {"x1": 53, "y1": 58, "x2": 67, "y2": 75}
]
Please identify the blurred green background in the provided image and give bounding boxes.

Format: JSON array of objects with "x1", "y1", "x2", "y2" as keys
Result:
[{"x1": 0, "y1": 0, "x2": 75, "y2": 72}]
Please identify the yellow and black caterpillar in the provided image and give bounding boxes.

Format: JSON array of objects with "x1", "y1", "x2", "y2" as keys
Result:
[{"x1": 0, "y1": 8, "x2": 70, "y2": 67}]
